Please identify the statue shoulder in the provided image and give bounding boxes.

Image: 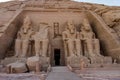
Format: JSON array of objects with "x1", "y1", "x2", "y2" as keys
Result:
[{"x1": 62, "y1": 31, "x2": 67, "y2": 34}]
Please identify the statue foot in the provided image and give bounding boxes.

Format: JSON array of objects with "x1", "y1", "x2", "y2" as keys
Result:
[
  {"x1": 14, "y1": 55, "x2": 18, "y2": 58},
  {"x1": 36, "y1": 54, "x2": 39, "y2": 57},
  {"x1": 20, "y1": 55, "x2": 26, "y2": 58}
]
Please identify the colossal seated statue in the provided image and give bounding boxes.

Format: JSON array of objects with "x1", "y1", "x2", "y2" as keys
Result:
[
  {"x1": 80, "y1": 19, "x2": 112, "y2": 64},
  {"x1": 80, "y1": 19, "x2": 98, "y2": 57},
  {"x1": 15, "y1": 16, "x2": 34, "y2": 58},
  {"x1": 62, "y1": 20, "x2": 82, "y2": 57},
  {"x1": 32, "y1": 22, "x2": 49, "y2": 57}
]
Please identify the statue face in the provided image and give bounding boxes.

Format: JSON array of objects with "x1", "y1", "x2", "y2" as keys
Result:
[
  {"x1": 84, "y1": 24, "x2": 91, "y2": 31},
  {"x1": 82, "y1": 19, "x2": 91, "y2": 32},
  {"x1": 23, "y1": 25, "x2": 30, "y2": 34},
  {"x1": 67, "y1": 21, "x2": 75, "y2": 34}
]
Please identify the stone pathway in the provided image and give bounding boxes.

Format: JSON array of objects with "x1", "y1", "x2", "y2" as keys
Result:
[
  {"x1": 75, "y1": 68, "x2": 120, "y2": 80},
  {"x1": 46, "y1": 66, "x2": 81, "y2": 80}
]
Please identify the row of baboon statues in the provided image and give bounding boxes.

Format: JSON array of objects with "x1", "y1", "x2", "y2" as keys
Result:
[{"x1": 14, "y1": 16, "x2": 112, "y2": 64}]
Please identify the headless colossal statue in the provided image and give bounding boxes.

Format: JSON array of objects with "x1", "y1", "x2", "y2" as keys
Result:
[
  {"x1": 15, "y1": 16, "x2": 34, "y2": 58},
  {"x1": 62, "y1": 20, "x2": 82, "y2": 57},
  {"x1": 32, "y1": 23, "x2": 49, "y2": 57}
]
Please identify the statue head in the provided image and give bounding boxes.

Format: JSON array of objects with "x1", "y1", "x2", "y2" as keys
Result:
[
  {"x1": 81, "y1": 19, "x2": 92, "y2": 32},
  {"x1": 22, "y1": 16, "x2": 32, "y2": 34},
  {"x1": 66, "y1": 20, "x2": 76, "y2": 34}
]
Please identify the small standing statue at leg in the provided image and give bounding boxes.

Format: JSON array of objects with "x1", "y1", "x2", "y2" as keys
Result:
[
  {"x1": 15, "y1": 16, "x2": 34, "y2": 58},
  {"x1": 80, "y1": 59, "x2": 85, "y2": 70},
  {"x1": 62, "y1": 20, "x2": 82, "y2": 57},
  {"x1": 32, "y1": 23, "x2": 49, "y2": 57}
]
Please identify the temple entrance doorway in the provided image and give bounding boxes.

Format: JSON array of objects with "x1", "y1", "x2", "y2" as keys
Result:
[{"x1": 54, "y1": 49, "x2": 61, "y2": 66}]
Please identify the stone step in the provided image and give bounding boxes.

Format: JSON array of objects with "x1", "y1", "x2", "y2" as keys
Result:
[{"x1": 51, "y1": 66, "x2": 70, "y2": 72}]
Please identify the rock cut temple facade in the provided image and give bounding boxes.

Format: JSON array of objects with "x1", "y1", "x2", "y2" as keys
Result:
[{"x1": 0, "y1": 0, "x2": 120, "y2": 73}]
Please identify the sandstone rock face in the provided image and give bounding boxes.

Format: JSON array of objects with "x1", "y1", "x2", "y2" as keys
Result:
[
  {"x1": 1, "y1": 57, "x2": 26, "y2": 66},
  {"x1": 102, "y1": 10, "x2": 120, "y2": 38},
  {"x1": 0, "y1": 0, "x2": 120, "y2": 73}
]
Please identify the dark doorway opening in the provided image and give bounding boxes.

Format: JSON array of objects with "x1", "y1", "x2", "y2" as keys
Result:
[{"x1": 54, "y1": 49, "x2": 60, "y2": 66}]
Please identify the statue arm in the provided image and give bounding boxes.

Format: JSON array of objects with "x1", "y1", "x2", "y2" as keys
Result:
[
  {"x1": 30, "y1": 30, "x2": 35, "y2": 36},
  {"x1": 79, "y1": 33, "x2": 82, "y2": 39},
  {"x1": 30, "y1": 30, "x2": 35, "y2": 40},
  {"x1": 17, "y1": 31, "x2": 22, "y2": 39},
  {"x1": 46, "y1": 28, "x2": 49, "y2": 39},
  {"x1": 62, "y1": 32, "x2": 69, "y2": 40},
  {"x1": 80, "y1": 33, "x2": 85, "y2": 40},
  {"x1": 62, "y1": 32, "x2": 66, "y2": 39},
  {"x1": 76, "y1": 32, "x2": 80, "y2": 39},
  {"x1": 93, "y1": 32, "x2": 96, "y2": 39}
]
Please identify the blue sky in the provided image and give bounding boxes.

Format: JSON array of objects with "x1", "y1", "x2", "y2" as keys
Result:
[
  {"x1": 0, "y1": 0, "x2": 120, "y2": 6},
  {"x1": 74, "y1": 0, "x2": 120, "y2": 6}
]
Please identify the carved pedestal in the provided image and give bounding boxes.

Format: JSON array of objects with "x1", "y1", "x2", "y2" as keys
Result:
[
  {"x1": 67, "y1": 54, "x2": 89, "y2": 69},
  {"x1": 26, "y1": 56, "x2": 50, "y2": 72}
]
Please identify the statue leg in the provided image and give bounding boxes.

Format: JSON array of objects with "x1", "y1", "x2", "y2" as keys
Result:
[
  {"x1": 86, "y1": 39, "x2": 96, "y2": 63},
  {"x1": 94, "y1": 39, "x2": 101, "y2": 56},
  {"x1": 42, "y1": 39, "x2": 49, "y2": 57},
  {"x1": 86, "y1": 39, "x2": 94, "y2": 57},
  {"x1": 63, "y1": 40, "x2": 69, "y2": 65},
  {"x1": 21, "y1": 40, "x2": 29, "y2": 57},
  {"x1": 14, "y1": 39, "x2": 22, "y2": 57},
  {"x1": 63, "y1": 40, "x2": 68, "y2": 57},
  {"x1": 84, "y1": 40, "x2": 88, "y2": 57},
  {"x1": 75, "y1": 39, "x2": 82, "y2": 56},
  {"x1": 94, "y1": 39, "x2": 104, "y2": 63},
  {"x1": 67, "y1": 39, "x2": 74, "y2": 56},
  {"x1": 35, "y1": 40, "x2": 40, "y2": 57}
]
